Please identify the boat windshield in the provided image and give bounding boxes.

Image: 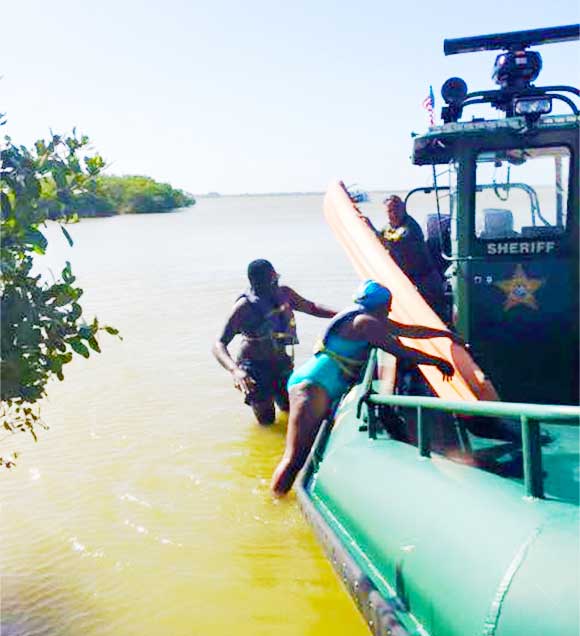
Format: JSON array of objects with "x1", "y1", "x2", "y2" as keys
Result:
[{"x1": 474, "y1": 145, "x2": 570, "y2": 240}]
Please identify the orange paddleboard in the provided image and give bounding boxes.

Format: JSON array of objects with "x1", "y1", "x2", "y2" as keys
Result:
[{"x1": 324, "y1": 181, "x2": 499, "y2": 402}]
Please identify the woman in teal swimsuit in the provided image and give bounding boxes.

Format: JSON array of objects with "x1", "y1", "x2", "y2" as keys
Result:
[{"x1": 271, "y1": 280, "x2": 458, "y2": 495}]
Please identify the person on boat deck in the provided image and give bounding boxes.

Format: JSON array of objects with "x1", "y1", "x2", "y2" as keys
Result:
[
  {"x1": 212, "y1": 259, "x2": 336, "y2": 426},
  {"x1": 367, "y1": 195, "x2": 447, "y2": 321},
  {"x1": 270, "y1": 279, "x2": 458, "y2": 496}
]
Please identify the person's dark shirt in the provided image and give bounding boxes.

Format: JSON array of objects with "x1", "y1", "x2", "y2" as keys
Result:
[{"x1": 381, "y1": 213, "x2": 434, "y2": 282}]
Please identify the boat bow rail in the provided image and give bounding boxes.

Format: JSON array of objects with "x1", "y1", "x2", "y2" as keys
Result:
[{"x1": 357, "y1": 349, "x2": 580, "y2": 499}]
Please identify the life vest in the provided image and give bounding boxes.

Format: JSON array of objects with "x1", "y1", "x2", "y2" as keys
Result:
[
  {"x1": 240, "y1": 288, "x2": 298, "y2": 347},
  {"x1": 314, "y1": 305, "x2": 371, "y2": 378}
]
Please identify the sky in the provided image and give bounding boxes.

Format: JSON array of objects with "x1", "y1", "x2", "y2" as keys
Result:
[{"x1": 2, "y1": 1, "x2": 578, "y2": 195}]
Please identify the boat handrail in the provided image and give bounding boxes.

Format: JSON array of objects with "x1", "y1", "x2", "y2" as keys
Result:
[{"x1": 356, "y1": 348, "x2": 580, "y2": 499}]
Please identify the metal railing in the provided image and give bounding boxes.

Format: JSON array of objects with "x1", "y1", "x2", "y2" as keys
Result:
[{"x1": 356, "y1": 349, "x2": 580, "y2": 499}]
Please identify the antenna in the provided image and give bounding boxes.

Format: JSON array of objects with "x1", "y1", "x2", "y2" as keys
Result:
[{"x1": 444, "y1": 24, "x2": 580, "y2": 56}]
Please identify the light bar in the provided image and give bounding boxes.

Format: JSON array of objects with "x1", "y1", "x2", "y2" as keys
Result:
[{"x1": 513, "y1": 97, "x2": 553, "y2": 116}]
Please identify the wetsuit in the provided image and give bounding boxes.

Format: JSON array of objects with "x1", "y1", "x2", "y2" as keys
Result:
[
  {"x1": 238, "y1": 357, "x2": 294, "y2": 405},
  {"x1": 237, "y1": 288, "x2": 297, "y2": 405},
  {"x1": 287, "y1": 307, "x2": 370, "y2": 403}
]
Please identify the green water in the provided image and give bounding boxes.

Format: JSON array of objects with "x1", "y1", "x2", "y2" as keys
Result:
[{"x1": 1, "y1": 194, "x2": 391, "y2": 636}]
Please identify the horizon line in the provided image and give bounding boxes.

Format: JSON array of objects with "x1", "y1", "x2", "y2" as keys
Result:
[{"x1": 195, "y1": 188, "x2": 406, "y2": 198}]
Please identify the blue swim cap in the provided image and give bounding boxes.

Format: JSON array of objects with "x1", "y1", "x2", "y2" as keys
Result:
[{"x1": 353, "y1": 280, "x2": 392, "y2": 309}]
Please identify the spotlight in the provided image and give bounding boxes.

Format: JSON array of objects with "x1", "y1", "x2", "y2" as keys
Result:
[
  {"x1": 442, "y1": 77, "x2": 468, "y2": 104},
  {"x1": 440, "y1": 77, "x2": 468, "y2": 123}
]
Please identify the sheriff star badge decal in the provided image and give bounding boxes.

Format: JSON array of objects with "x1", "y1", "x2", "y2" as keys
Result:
[{"x1": 495, "y1": 264, "x2": 544, "y2": 311}]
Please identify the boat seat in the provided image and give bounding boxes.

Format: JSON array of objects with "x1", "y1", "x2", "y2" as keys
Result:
[
  {"x1": 521, "y1": 225, "x2": 563, "y2": 238},
  {"x1": 426, "y1": 213, "x2": 451, "y2": 241},
  {"x1": 479, "y1": 208, "x2": 519, "y2": 239}
]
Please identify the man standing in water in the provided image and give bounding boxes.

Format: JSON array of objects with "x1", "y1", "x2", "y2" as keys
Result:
[{"x1": 212, "y1": 259, "x2": 336, "y2": 425}]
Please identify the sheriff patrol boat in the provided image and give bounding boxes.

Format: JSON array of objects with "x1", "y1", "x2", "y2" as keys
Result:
[{"x1": 298, "y1": 25, "x2": 580, "y2": 636}]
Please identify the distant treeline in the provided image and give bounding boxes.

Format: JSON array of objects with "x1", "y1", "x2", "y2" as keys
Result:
[{"x1": 42, "y1": 175, "x2": 195, "y2": 218}]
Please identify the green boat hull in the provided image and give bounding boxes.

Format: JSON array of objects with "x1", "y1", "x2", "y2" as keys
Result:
[{"x1": 298, "y1": 383, "x2": 580, "y2": 636}]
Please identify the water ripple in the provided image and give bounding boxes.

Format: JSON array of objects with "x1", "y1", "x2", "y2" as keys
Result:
[{"x1": 119, "y1": 492, "x2": 152, "y2": 508}]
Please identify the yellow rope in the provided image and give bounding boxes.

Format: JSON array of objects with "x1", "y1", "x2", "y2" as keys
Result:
[{"x1": 314, "y1": 339, "x2": 364, "y2": 378}]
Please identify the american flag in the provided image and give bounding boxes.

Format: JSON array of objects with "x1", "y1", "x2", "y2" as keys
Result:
[{"x1": 422, "y1": 85, "x2": 435, "y2": 126}]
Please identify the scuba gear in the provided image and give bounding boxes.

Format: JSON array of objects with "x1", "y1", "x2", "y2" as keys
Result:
[{"x1": 239, "y1": 288, "x2": 298, "y2": 351}]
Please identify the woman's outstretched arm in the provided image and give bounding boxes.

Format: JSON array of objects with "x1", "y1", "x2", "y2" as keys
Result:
[
  {"x1": 380, "y1": 336, "x2": 454, "y2": 380},
  {"x1": 388, "y1": 320, "x2": 464, "y2": 344},
  {"x1": 353, "y1": 314, "x2": 455, "y2": 380}
]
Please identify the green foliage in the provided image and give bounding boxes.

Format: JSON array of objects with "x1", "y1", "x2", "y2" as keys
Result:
[
  {"x1": 40, "y1": 173, "x2": 195, "y2": 218},
  {"x1": 0, "y1": 131, "x2": 120, "y2": 467},
  {"x1": 95, "y1": 175, "x2": 195, "y2": 214}
]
